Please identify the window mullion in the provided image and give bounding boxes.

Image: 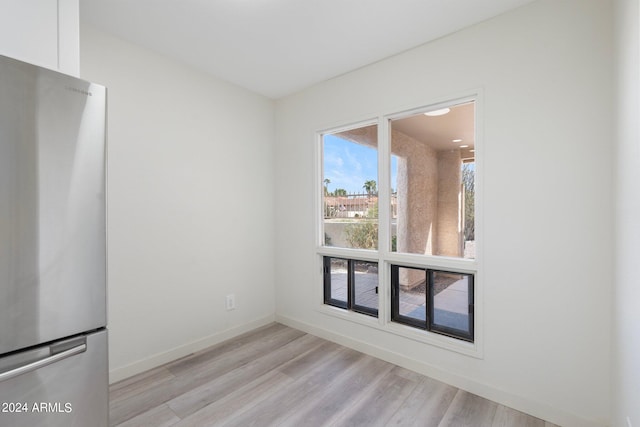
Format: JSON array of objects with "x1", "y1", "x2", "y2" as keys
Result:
[
  {"x1": 377, "y1": 116, "x2": 390, "y2": 325},
  {"x1": 347, "y1": 259, "x2": 354, "y2": 310},
  {"x1": 426, "y1": 269, "x2": 433, "y2": 330},
  {"x1": 378, "y1": 117, "x2": 390, "y2": 257}
]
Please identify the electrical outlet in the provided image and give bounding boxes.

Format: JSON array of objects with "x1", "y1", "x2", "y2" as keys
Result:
[{"x1": 226, "y1": 294, "x2": 236, "y2": 310}]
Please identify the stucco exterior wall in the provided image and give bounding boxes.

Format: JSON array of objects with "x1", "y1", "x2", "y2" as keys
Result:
[{"x1": 436, "y1": 149, "x2": 463, "y2": 257}]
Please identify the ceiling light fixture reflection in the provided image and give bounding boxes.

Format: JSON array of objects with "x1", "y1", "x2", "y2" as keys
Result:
[
  {"x1": 424, "y1": 108, "x2": 450, "y2": 117},
  {"x1": 452, "y1": 139, "x2": 463, "y2": 143}
]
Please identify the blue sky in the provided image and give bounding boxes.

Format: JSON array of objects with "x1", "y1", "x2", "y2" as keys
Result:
[{"x1": 323, "y1": 134, "x2": 397, "y2": 194}]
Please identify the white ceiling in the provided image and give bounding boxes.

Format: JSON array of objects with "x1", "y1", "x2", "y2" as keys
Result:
[{"x1": 81, "y1": 0, "x2": 535, "y2": 99}]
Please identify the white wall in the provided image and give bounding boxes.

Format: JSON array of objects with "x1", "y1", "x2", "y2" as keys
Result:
[
  {"x1": 275, "y1": 1, "x2": 612, "y2": 426},
  {"x1": 0, "y1": 0, "x2": 79, "y2": 75},
  {"x1": 613, "y1": 0, "x2": 640, "y2": 426},
  {"x1": 80, "y1": 25, "x2": 277, "y2": 382}
]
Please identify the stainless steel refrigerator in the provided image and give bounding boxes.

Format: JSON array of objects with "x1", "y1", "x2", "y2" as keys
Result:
[{"x1": 0, "y1": 54, "x2": 108, "y2": 426}]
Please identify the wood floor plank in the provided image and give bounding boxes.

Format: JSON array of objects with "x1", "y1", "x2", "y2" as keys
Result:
[
  {"x1": 172, "y1": 370, "x2": 294, "y2": 426},
  {"x1": 492, "y1": 405, "x2": 544, "y2": 427},
  {"x1": 109, "y1": 323, "x2": 561, "y2": 427},
  {"x1": 166, "y1": 323, "x2": 295, "y2": 378},
  {"x1": 167, "y1": 333, "x2": 323, "y2": 418},
  {"x1": 115, "y1": 404, "x2": 180, "y2": 427},
  {"x1": 110, "y1": 325, "x2": 304, "y2": 425},
  {"x1": 109, "y1": 367, "x2": 176, "y2": 404},
  {"x1": 218, "y1": 347, "x2": 365, "y2": 426},
  {"x1": 385, "y1": 376, "x2": 458, "y2": 427},
  {"x1": 332, "y1": 366, "x2": 420, "y2": 427},
  {"x1": 277, "y1": 355, "x2": 394, "y2": 427},
  {"x1": 438, "y1": 390, "x2": 499, "y2": 427},
  {"x1": 492, "y1": 405, "x2": 560, "y2": 427},
  {"x1": 277, "y1": 339, "x2": 341, "y2": 379}
]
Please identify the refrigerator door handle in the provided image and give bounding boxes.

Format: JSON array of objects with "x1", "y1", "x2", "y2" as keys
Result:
[{"x1": 0, "y1": 342, "x2": 87, "y2": 383}]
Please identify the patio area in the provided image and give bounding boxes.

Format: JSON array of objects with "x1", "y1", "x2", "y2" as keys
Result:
[{"x1": 329, "y1": 266, "x2": 469, "y2": 331}]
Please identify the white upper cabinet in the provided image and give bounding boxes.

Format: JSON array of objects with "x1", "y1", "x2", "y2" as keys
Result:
[{"x1": 0, "y1": 0, "x2": 79, "y2": 76}]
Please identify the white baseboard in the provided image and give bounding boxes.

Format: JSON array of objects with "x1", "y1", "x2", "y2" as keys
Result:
[
  {"x1": 275, "y1": 314, "x2": 604, "y2": 427},
  {"x1": 108, "y1": 314, "x2": 276, "y2": 384}
]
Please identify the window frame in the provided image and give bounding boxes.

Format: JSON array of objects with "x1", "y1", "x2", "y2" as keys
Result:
[
  {"x1": 427, "y1": 269, "x2": 474, "y2": 342},
  {"x1": 323, "y1": 256, "x2": 379, "y2": 318},
  {"x1": 390, "y1": 264, "x2": 426, "y2": 329},
  {"x1": 390, "y1": 264, "x2": 474, "y2": 342},
  {"x1": 314, "y1": 92, "x2": 482, "y2": 358},
  {"x1": 323, "y1": 256, "x2": 349, "y2": 310}
]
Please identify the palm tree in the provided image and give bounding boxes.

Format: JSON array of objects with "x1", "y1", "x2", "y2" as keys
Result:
[
  {"x1": 363, "y1": 180, "x2": 377, "y2": 196},
  {"x1": 323, "y1": 178, "x2": 330, "y2": 195}
]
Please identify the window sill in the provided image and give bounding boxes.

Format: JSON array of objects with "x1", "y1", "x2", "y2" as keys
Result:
[{"x1": 315, "y1": 303, "x2": 482, "y2": 359}]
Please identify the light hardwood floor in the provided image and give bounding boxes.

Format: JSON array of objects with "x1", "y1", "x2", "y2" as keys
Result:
[{"x1": 109, "y1": 323, "x2": 559, "y2": 427}]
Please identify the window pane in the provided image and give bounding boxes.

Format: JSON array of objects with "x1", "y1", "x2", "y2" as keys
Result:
[
  {"x1": 324, "y1": 258, "x2": 348, "y2": 308},
  {"x1": 390, "y1": 102, "x2": 475, "y2": 259},
  {"x1": 430, "y1": 271, "x2": 473, "y2": 340},
  {"x1": 393, "y1": 266, "x2": 426, "y2": 326},
  {"x1": 352, "y1": 260, "x2": 378, "y2": 315},
  {"x1": 322, "y1": 125, "x2": 378, "y2": 250}
]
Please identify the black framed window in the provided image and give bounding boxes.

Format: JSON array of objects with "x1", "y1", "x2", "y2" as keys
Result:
[
  {"x1": 324, "y1": 257, "x2": 378, "y2": 317},
  {"x1": 391, "y1": 265, "x2": 473, "y2": 342},
  {"x1": 324, "y1": 257, "x2": 348, "y2": 309}
]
